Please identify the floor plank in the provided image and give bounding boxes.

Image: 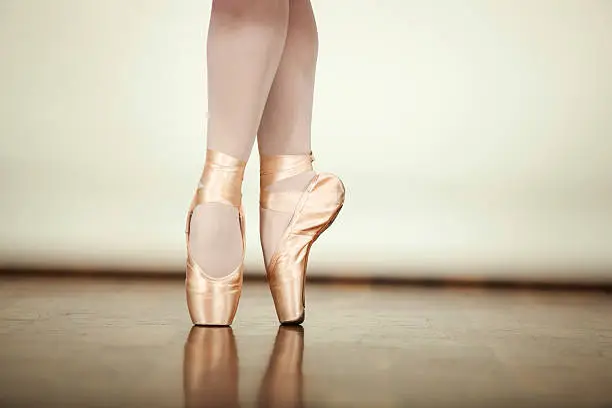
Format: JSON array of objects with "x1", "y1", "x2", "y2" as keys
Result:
[{"x1": 0, "y1": 275, "x2": 611, "y2": 408}]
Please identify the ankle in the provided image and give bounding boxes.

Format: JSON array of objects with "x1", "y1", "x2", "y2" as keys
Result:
[
  {"x1": 259, "y1": 152, "x2": 314, "y2": 191},
  {"x1": 264, "y1": 171, "x2": 315, "y2": 193},
  {"x1": 193, "y1": 149, "x2": 246, "y2": 209}
]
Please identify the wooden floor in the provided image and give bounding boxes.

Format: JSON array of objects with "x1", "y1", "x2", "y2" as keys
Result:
[{"x1": 0, "y1": 275, "x2": 611, "y2": 408}]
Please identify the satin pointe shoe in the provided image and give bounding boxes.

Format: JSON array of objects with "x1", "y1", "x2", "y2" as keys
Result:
[
  {"x1": 185, "y1": 150, "x2": 246, "y2": 326},
  {"x1": 260, "y1": 153, "x2": 345, "y2": 324},
  {"x1": 183, "y1": 327, "x2": 240, "y2": 408}
]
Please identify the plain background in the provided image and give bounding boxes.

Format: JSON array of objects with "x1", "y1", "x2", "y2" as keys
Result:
[{"x1": 1, "y1": 0, "x2": 611, "y2": 282}]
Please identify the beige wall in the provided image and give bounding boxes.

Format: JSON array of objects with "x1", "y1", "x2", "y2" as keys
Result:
[{"x1": 1, "y1": 0, "x2": 611, "y2": 281}]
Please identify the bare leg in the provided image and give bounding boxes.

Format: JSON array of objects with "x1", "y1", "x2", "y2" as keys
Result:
[
  {"x1": 190, "y1": 0, "x2": 289, "y2": 278},
  {"x1": 257, "y1": 0, "x2": 318, "y2": 266},
  {"x1": 257, "y1": 0, "x2": 317, "y2": 157}
]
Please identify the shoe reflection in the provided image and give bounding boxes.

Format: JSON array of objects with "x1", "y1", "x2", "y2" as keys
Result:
[
  {"x1": 183, "y1": 327, "x2": 240, "y2": 408},
  {"x1": 183, "y1": 326, "x2": 304, "y2": 408},
  {"x1": 258, "y1": 326, "x2": 305, "y2": 408}
]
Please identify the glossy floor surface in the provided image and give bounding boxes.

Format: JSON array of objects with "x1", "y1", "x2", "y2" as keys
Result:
[{"x1": 0, "y1": 275, "x2": 611, "y2": 408}]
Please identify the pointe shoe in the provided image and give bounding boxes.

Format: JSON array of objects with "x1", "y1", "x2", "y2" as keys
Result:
[
  {"x1": 260, "y1": 153, "x2": 345, "y2": 325},
  {"x1": 183, "y1": 327, "x2": 240, "y2": 408},
  {"x1": 185, "y1": 150, "x2": 246, "y2": 326}
]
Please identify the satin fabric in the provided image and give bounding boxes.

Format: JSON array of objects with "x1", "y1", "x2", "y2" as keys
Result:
[
  {"x1": 185, "y1": 149, "x2": 246, "y2": 326},
  {"x1": 260, "y1": 153, "x2": 345, "y2": 324}
]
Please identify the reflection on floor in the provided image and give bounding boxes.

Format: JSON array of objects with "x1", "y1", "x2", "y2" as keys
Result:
[
  {"x1": 0, "y1": 275, "x2": 611, "y2": 408},
  {"x1": 185, "y1": 326, "x2": 304, "y2": 408}
]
